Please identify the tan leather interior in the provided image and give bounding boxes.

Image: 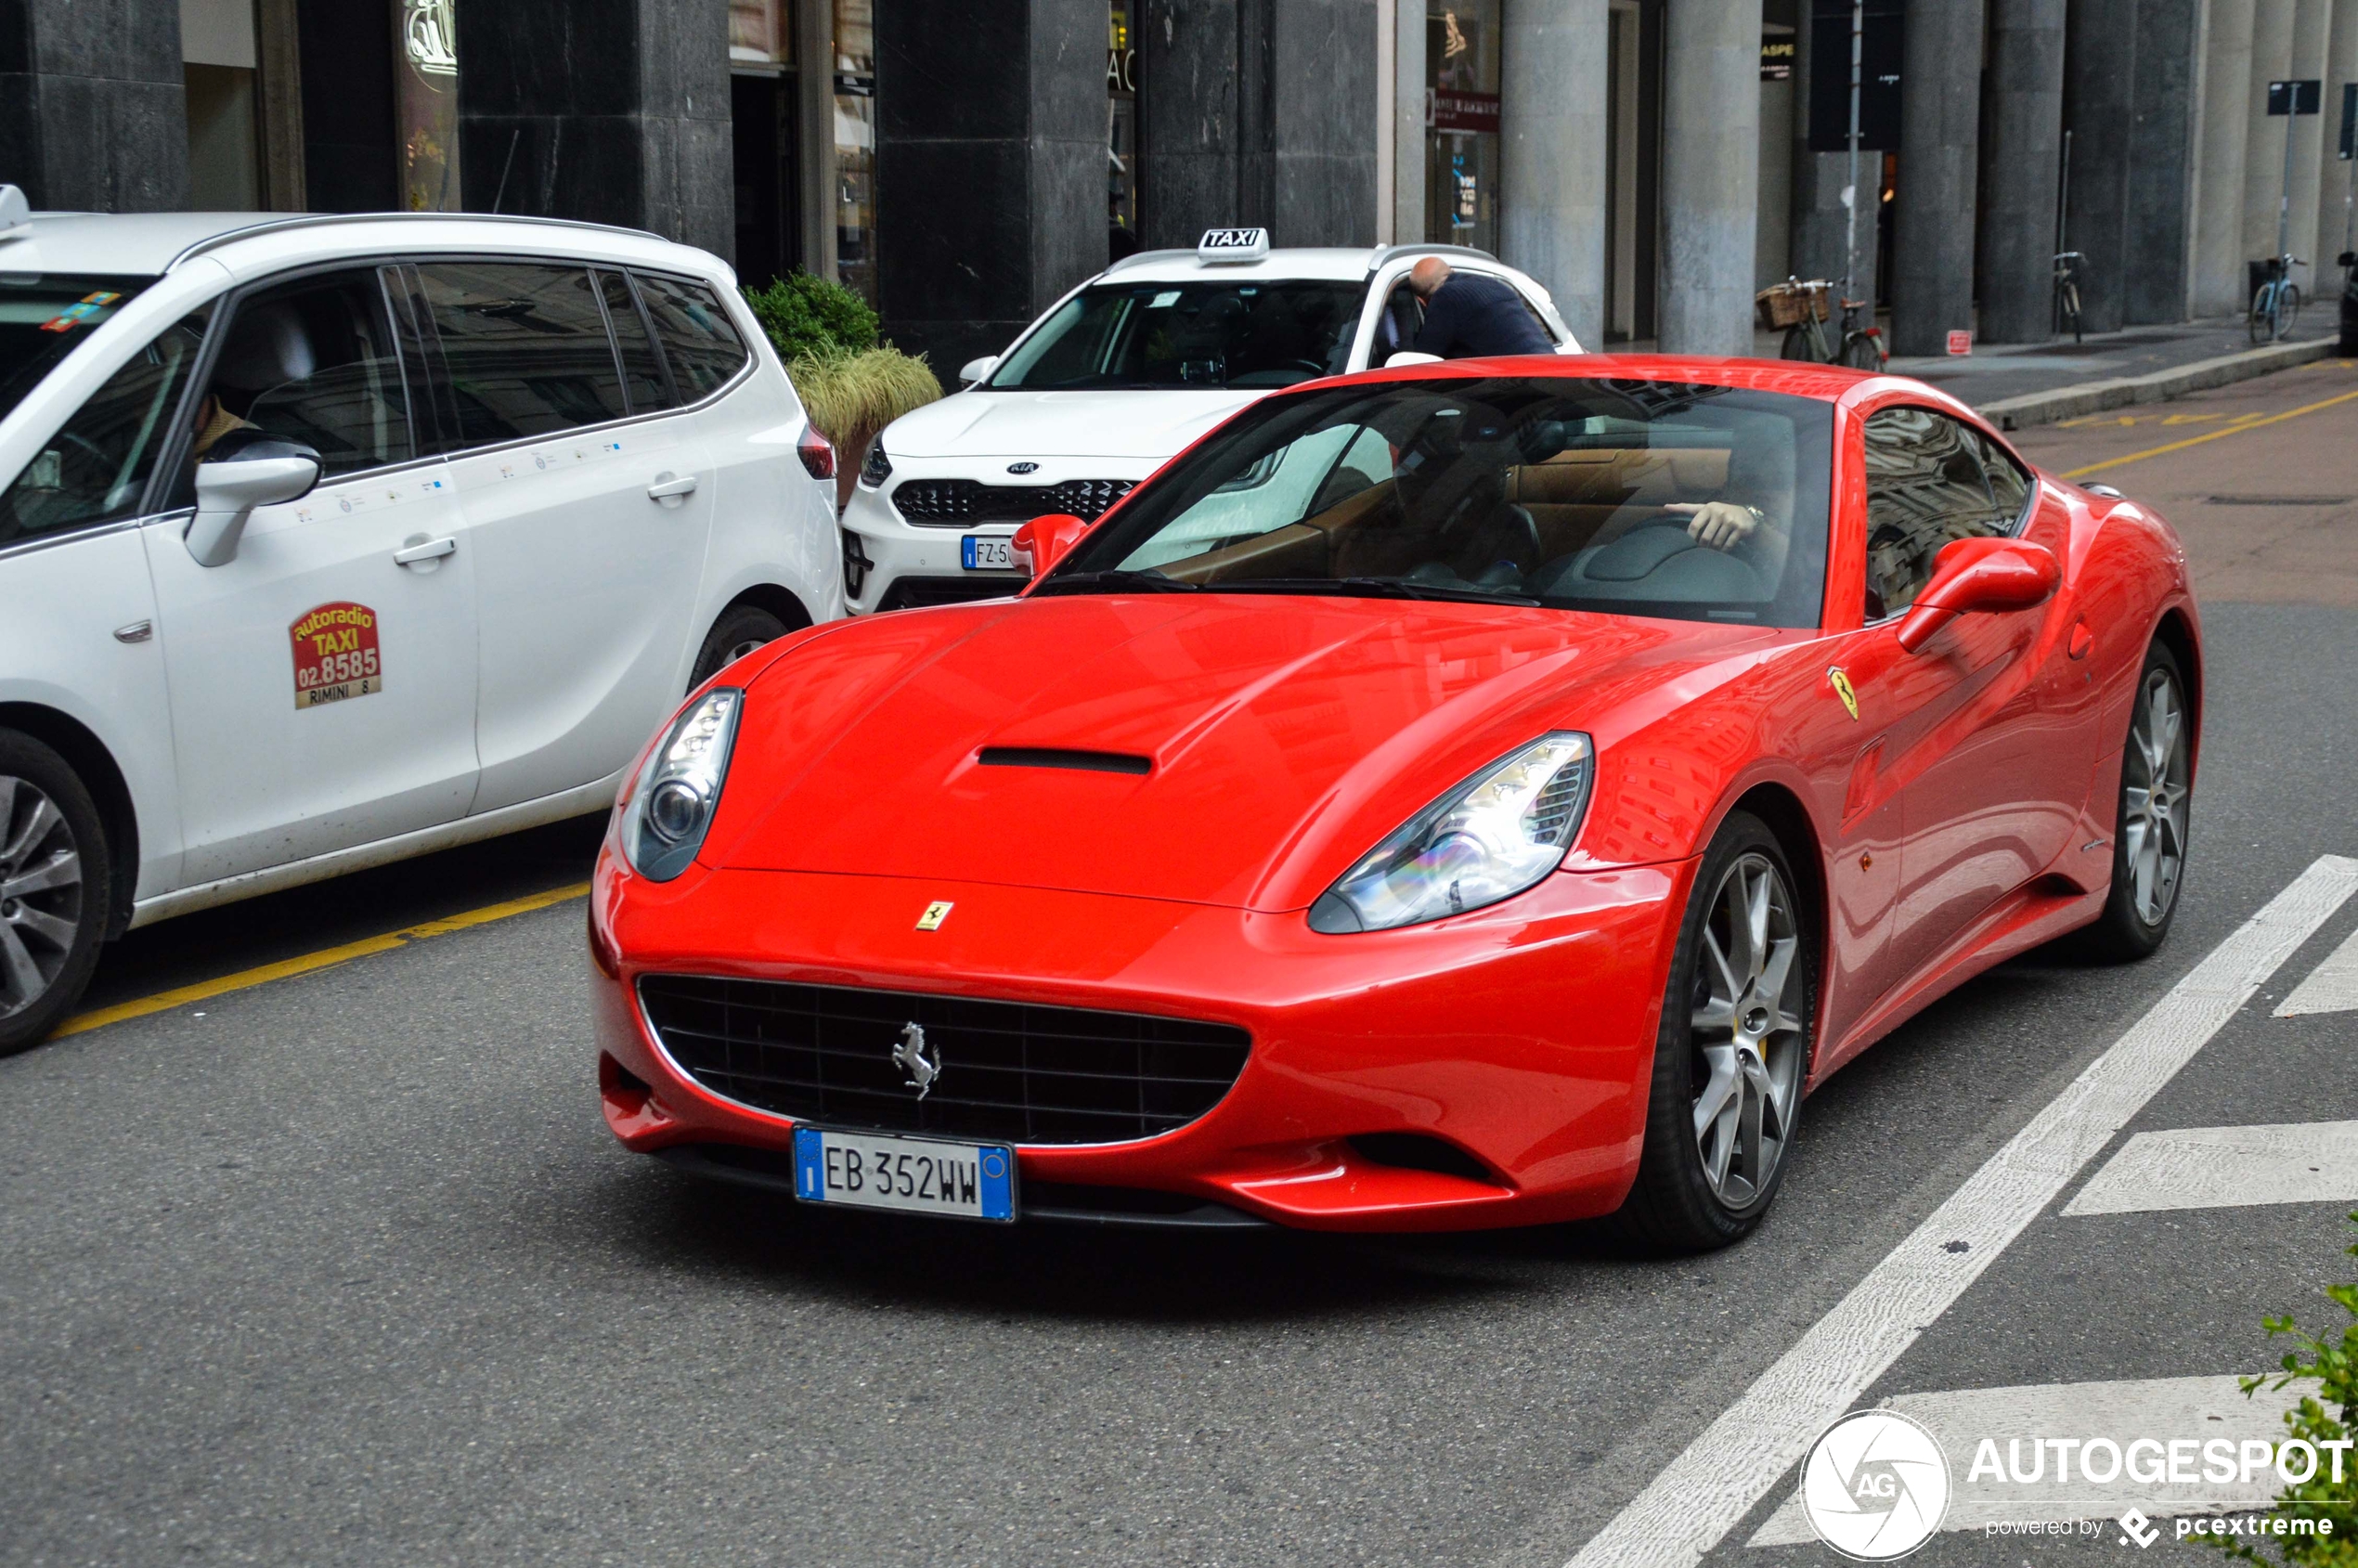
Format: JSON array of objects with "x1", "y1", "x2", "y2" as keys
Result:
[{"x1": 1154, "y1": 447, "x2": 1737, "y2": 583}]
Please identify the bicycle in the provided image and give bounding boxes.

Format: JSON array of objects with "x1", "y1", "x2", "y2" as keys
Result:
[
  {"x1": 1764, "y1": 278, "x2": 1885, "y2": 369},
  {"x1": 2053, "y1": 251, "x2": 2085, "y2": 343},
  {"x1": 2249, "y1": 253, "x2": 2304, "y2": 343}
]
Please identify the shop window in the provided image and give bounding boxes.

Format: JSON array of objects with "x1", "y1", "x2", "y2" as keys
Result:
[
  {"x1": 1425, "y1": 0, "x2": 1501, "y2": 254},
  {"x1": 395, "y1": 0, "x2": 460, "y2": 211},
  {"x1": 1108, "y1": 3, "x2": 1139, "y2": 260},
  {"x1": 182, "y1": 0, "x2": 262, "y2": 209},
  {"x1": 834, "y1": 0, "x2": 878, "y2": 305}
]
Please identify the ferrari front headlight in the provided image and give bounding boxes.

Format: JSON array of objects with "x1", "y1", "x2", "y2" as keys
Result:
[
  {"x1": 620, "y1": 688, "x2": 742, "y2": 881},
  {"x1": 1308, "y1": 732, "x2": 1595, "y2": 933}
]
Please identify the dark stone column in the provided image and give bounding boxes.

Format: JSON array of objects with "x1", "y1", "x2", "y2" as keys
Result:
[
  {"x1": 2123, "y1": 0, "x2": 2202, "y2": 322},
  {"x1": 1890, "y1": 0, "x2": 1983, "y2": 356},
  {"x1": 456, "y1": 0, "x2": 732, "y2": 258},
  {"x1": 1976, "y1": 0, "x2": 2066, "y2": 343},
  {"x1": 0, "y1": 0, "x2": 189, "y2": 212},
  {"x1": 2061, "y1": 0, "x2": 2135, "y2": 333},
  {"x1": 873, "y1": 0, "x2": 1103, "y2": 370},
  {"x1": 1139, "y1": 0, "x2": 1379, "y2": 251}
]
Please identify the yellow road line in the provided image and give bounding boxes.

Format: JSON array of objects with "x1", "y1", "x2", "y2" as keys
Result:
[
  {"x1": 55, "y1": 881, "x2": 591, "y2": 1038},
  {"x1": 2061, "y1": 386, "x2": 2358, "y2": 479}
]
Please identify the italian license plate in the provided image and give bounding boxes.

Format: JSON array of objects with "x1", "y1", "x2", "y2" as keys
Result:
[
  {"x1": 791, "y1": 1127, "x2": 1017, "y2": 1222},
  {"x1": 961, "y1": 533, "x2": 1016, "y2": 571}
]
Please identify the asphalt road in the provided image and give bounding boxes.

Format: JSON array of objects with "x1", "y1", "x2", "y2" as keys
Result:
[{"x1": 7, "y1": 369, "x2": 2358, "y2": 1568}]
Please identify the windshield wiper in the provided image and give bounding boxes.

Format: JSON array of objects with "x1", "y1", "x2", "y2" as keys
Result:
[
  {"x1": 1030, "y1": 569, "x2": 1199, "y2": 596},
  {"x1": 1216, "y1": 577, "x2": 1541, "y2": 606}
]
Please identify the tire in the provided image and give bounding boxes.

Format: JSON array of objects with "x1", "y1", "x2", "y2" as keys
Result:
[
  {"x1": 1780, "y1": 324, "x2": 1818, "y2": 362},
  {"x1": 0, "y1": 731, "x2": 111, "y2": 1057},
  {"x1": 1613, "y1": 811, "x2": 1817, "y2": 1252},
  {"x1": 2279, "y1": 284, "x2": 2302, "y2": 340},
  {"x1": 687, "y1": 604, "x2": 788, "y2": 691},
  {"x1": 2077, "y1": 641, "x2": 2194, "y2": 962},
  {"x1": 1840, "y1": 331, "x2": 1884, "y2": 371},
  {"x1": 2250, "y1": 286, "x2": 2274, "y2": 344}
]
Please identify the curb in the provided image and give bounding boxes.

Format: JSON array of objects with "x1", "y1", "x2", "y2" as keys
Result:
[{"x1": 1975, "y1": 335, "x2": 2346, "y2": 430}]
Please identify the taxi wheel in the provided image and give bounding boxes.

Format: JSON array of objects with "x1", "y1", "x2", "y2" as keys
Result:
[
  {"x1": 688, "y1": 605, "x2": 787, "y2": 691},
  {"x1": 1613, "y1": 811, "x2": 1816, "y2": 1252},
  {"x1": 2078, "y1": 641, "x2": 2192, "y2": 962},
  {"x1": 0, "y1": 731, "x2": 110, "y2": 1056}
]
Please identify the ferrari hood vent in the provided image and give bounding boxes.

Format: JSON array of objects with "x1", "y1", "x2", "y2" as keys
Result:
[{"x1": 976, "y1": 746, "x2": 1153, "y2": 776}]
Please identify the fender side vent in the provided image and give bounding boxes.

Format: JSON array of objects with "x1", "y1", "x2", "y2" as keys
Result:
[{"x1": 977, "y1": 746, "x2": 1152, "y2": 776}]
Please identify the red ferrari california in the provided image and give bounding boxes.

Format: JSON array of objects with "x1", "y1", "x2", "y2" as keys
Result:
[{"x1": 589, "y1": 357, "x2": 2198, "y2": 1250}]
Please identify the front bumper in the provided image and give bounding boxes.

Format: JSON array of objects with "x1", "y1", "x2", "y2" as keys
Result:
[
  {"x1": 590, "y1": 849, "x2": 1695, "y2": 1232},
  {"x1": 838, "y1": 462, "x2": 1152, "y2": 614}
]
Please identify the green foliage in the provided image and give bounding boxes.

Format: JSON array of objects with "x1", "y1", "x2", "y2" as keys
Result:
[
  {"x1": 2219, "y1": 1212, "x2": 2358, "y2": 1566},
  {"x1": 742, "y1": 271, "x2": 880, "y2": 361},
  {"x1": 786, "y1": 347, "x2": 944, "y2": 456}
]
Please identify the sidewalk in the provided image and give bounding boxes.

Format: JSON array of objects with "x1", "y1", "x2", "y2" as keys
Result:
[{"x1": 1886, "y1": 314, "x2": 2339, "y2": 408}]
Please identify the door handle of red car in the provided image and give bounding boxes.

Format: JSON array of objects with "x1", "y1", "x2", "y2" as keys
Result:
[
  {"x1": 2068, "y1": 620, "x2": 2093, "y2": 659},
  {"x1": 1895, "y1": 537, "x2": 2062, "y2": 653}
]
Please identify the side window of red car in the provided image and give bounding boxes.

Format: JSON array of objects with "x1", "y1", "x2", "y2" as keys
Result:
[{"x1": 1860, "y1": 406, "x2": 2012, "y2": 621}]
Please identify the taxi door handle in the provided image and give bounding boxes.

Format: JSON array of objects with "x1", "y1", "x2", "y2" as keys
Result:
[
  {"x1": 646, "y1": 472, "x2": 699, "y2": 505},
  {"x1": 393, "y1": 536, "x2": 457, "y2": 566}
]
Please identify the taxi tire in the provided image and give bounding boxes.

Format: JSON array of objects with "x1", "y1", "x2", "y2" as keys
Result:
[
  {"x1": 0, "y1": 730, "x2": 110, "y2": 1057},
  {"x1": 1611, "y1": 811, "x2": 1816, "y2": 1253},
  {"x1": 688, "y1": 605, "x2": 787, "y2": 691}
]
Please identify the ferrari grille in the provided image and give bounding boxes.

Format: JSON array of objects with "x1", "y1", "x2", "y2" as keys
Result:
[
  {"x1": 888, "y1": 477, "x2": 1134, "y2": 525},
  {"x1": 639, "y1": 976, "x2": 1250, "y2": 1145}
]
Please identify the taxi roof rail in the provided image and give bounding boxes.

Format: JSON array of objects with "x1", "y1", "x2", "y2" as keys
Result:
[
  {"x1": 167, "y1": 210, "x2": 667, "y2": 271},
  {"x1": 1103, "y1": 247, "x2": 1198, "y2": 275},
  {"x1": 1365, "y1": 242, "x2": 1501, "y2": 270}
]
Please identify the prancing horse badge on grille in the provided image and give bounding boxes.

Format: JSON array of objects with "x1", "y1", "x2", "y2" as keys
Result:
[{"x1": 894, "y1": 1022, "x2": 941, "y2": 1099}]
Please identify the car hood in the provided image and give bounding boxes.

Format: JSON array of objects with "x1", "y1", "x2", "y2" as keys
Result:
[
  {"x1": 882, "y1": 387, "x2": 1269, "y2": 463},
  {"x1": 701, "y1": 596, "x2": 1790, "y2": 910}
]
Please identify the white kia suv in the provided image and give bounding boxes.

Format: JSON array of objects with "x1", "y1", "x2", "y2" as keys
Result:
[
  {"x1": 0, "y1": 193, "x2": 843, "y2": 1050},
  {"x1": 840, "y1": 231, "x2": 1580, "y2": 613}
]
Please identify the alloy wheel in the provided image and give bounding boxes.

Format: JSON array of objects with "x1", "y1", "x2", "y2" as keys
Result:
[
  {"x1": 1688, "y1": 850, "x2": 1807, "y2": 1209},
  {"x1": 0, "y1": 774, "x2": 84, "y2": 1021},
  {"x1": 2121, "y1": 668, "x2": 2191, "y2": 927}
]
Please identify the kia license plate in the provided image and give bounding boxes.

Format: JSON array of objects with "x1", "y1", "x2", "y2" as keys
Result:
[
  {"x1": 961, "y1": 534, "x2": 1016, "y2": 571},
  {"x1": 791, "y1": 1127, "x2": 1017, "y2": 1222}
]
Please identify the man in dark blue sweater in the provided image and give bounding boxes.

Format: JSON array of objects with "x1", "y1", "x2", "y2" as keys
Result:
[{"x1": 1408, "y1": 258, "x2": 1556, "y2": 359}]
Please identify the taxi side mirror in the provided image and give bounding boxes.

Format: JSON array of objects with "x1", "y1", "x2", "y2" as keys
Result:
[
  {"x1": 1894, "y1": 537, "x2": 2061, "y2": 653},
  {"x1": 1012, "y1": 512, "x2": 1091, "y2": 578},
  {"x1": 958, "y1": 354, "x2": 1001, "y2": 387},
  {"x1": 186, "y1": 434, "x2": 322, "y2": 567}
]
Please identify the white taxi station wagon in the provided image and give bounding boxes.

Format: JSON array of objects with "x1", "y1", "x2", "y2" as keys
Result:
[
  {"x1": 0, "y1": 191, "x2": 844, "y2": 1051},
  {"x1": 839, "y1": 227, "x2": 1581, "y2": 613}
]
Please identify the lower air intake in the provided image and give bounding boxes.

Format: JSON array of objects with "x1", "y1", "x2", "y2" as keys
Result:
[{"x1": 639, "y1": 976, "x2": 1250, "y2": 1146}]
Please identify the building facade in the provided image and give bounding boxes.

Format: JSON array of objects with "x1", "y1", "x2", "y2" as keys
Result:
[{"x1": 6, "y1": 0, "x2": 2355, "y2": 371}]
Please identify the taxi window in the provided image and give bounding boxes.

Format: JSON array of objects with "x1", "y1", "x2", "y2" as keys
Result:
[
  {"x1": 0, "y1": 273, "x2": 157, "y2": 427},
  {"x1": 633, "y1": 272, "x2": 749, "y2": 400},
  {"x1": 419, "y1": 261, "x2": 630, "y2": 444},
  {"x1": 598, "y1": 268, "x2": 674, "y2": 413},
  {"x1": 187, "y1": 269, "x2": 415, "y2": 482},
  {"x1": 0, "y1": 307, "x2": 209, "y2": 545}
]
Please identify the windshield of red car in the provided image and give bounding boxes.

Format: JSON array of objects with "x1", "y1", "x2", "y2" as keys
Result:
[
  {"x1": 1041, "y1": 377, "x2": 1836, "y2": 628},
  {"x1": 0, "y1": 273, "x2": 158, "y2": 425},
  {"x1": 985, "y1": 280, "x2": 1366, "y2": 391}
]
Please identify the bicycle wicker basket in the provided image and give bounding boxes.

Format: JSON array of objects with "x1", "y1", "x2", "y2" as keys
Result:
[{"x1": 1755, "y1": 283, "x2": 1829, "y2": 330}]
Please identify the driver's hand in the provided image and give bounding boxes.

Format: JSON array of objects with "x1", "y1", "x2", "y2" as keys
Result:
[{"x1": 1665, "y1": 501, "x2": 1759, "y2": 551}]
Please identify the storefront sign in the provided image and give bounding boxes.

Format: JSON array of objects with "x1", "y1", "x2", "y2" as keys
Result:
[
  {"x1": 1947, "y1": 329, "x2": 1972, "y2": 356},
  {"x1": 1428, "y1": 89, "x2": 1500, "y2": 136},
  {"x1": 1761, "y1": 36, "x2": 1794, "y2": 82},
  {"x1": 1108, "y1": 47, "x2": 1134, "y2": 95},
  {"x1": 403, "y1": 0, "x2": 456, "y2": 77}
]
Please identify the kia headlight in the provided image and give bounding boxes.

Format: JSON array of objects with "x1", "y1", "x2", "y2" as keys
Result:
[
  {"x1": 620, "y1": 688, "x2": 742, "y2": 880},
  {"x1": 1307, "y1": 732, "x2": 1595, "y2": 933}
]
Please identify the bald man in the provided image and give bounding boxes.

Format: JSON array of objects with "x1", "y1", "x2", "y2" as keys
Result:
[{"x1": 1407, "y1": 257, "x2": 1557, "y2": 360}]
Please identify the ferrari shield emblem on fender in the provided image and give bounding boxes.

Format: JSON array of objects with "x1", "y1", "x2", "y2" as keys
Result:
[
  {"x1": 915, "y1": 900, "x2": 952, "y2": 931},
  {"x1": 1828, "y1": 667, "x2": 1859, "y2": 721},
  {"x1": 893, "y1": 1023, "x2": 941, "y2": 1099}
]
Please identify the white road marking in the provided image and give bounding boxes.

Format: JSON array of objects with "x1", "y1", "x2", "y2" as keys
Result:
[
  {"x1": 2064, "y1": 1121, "x2": 2358, "y2": 1215},
  {"x1": 1745, "y1": 1375, "x2": 2303, "y2": 1544},
  {"x1": 2276, "y1": 923, "x2": 2358, "y2": 1016},
  {"x1": 1563, "y1": 855, "x2": 2358, "y2": 1568}
]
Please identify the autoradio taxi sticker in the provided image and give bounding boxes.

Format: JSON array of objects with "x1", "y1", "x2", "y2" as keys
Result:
[{"x1": 291, "y1": 602, "x2": 382, "y2": 708}]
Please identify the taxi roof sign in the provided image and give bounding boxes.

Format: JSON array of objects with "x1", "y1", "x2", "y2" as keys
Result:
[{"x1": 1198, "y1": 227, "x2": 1270, "y2": 263}]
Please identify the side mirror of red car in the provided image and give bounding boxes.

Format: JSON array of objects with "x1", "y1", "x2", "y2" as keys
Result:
[
  {"x1": 1012, "y1": 512, "x2": 1091, "y2": 578},
  {"x1": 1894, "y1": 537, "x2": 2062, "y2": 653}
]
